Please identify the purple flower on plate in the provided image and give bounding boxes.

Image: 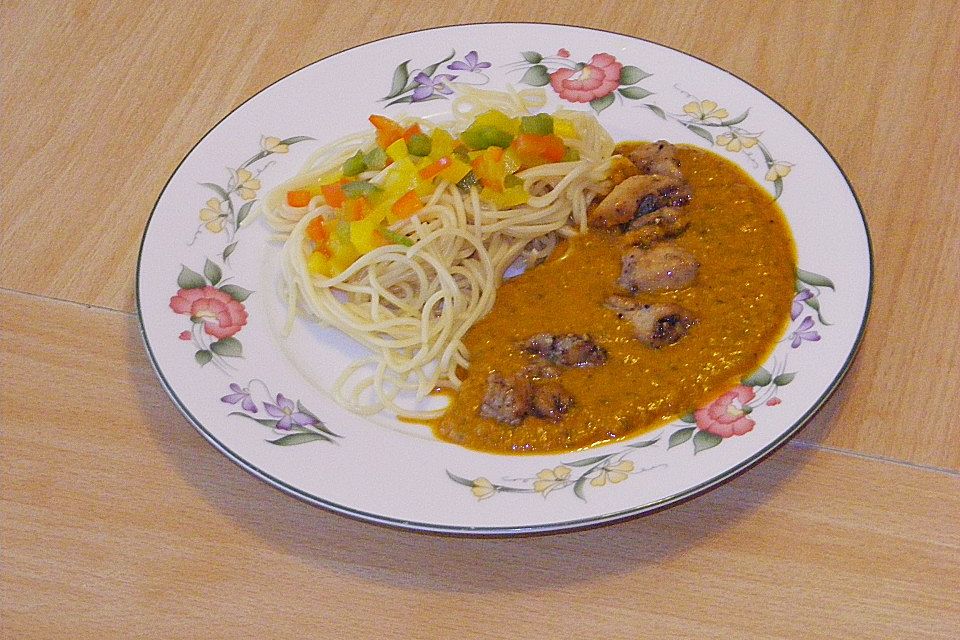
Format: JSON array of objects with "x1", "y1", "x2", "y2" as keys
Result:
[
  {"x1": 447, "y1": 51, "x2": 491, "y2": 72},
  {"x1": 789, "y1": 316, "x2": 821, "y2": 348},
  {"x1": 792, "y1": 289, "x2": 814, "y2": 320},
  {"x1": 263, "y1": 393, "x2": 318, "y2": 430},
  {"x1": 412, "y1": 72, "x2": 456, "y2": 101},
  {"x1": 221, "y1": 383, "x2": 257, "y2": 413}
]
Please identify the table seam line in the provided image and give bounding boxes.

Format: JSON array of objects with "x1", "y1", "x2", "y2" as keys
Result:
[
  {"x1": 787, "y1": 440, "x2": 960, "y2": 477},
  {"x1": 0, "y1": 286, "x2": 134, "y2": 316}
]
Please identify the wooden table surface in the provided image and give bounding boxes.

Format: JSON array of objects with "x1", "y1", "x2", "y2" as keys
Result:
[{"x1": 3, "y1": 1, "x2": 958, "y2": 637}]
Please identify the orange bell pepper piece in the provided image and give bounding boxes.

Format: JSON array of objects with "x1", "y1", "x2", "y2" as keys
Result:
[
  {"x1": 510, "y1": 133, "x2": 567, "y2": 166},
  {"x1": 306, "y1": 217, "x2": 332, "y2": 257},
  {"x1": 369, "y1": 114, "x2": 405, "y2": 149},
  {"x1": 391, "y1": 190, "x2": 424, "y2": 219},
  {"x1": 286, "y1": 190, "x2": 313, "y2": 207},
  {"x1": 320, "y1": 183, "x2": 345, "y2": 209},
  {"x1": 471, "y1": 147, "x2": 507, "y2": 192},
  {"x1": 402, "y1": 123, "x2": 423, "y2": 141},
  {"x1": 419, "y1": 156, "x2": 452, "y2": 181},
  {"x1": 343, "y1": 196, "x2": 369, "y2": 221}
]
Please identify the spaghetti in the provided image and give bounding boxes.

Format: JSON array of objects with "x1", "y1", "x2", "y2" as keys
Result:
[{"x1": 262, "y1": 89, "x2": 617, "y2": 418}]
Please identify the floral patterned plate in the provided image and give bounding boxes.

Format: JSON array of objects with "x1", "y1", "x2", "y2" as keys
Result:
[{"x1": 137, "y1": 23, "x2": 871, "y2": 535}]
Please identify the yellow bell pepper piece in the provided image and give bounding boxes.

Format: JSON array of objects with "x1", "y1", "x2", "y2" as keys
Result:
[
  {"x1": 429, "y1": 128, "x2": 457, "y2": 159},
  {"x1": 386, "y1": 138, "x2": 409, "y2": 162},
  {"x1": 437, "y1": 157, "x2": 472, "y2": 184},
  {"x1": 472, "y1": 110, "x2": 520, "y2": 135},
  {"x1": 480, "y1": 185, "x2": 529, "y2": 209},
  {"x1": 553, "y1": 117, "x2": 578, "y2": 140},
  {"x1": 350, "y1": 215, "x2": 389, "y2": 254},
  {"x1": 307, "y1": 251, "x2": 333, "y2": 277},
  {"x1": 381, "y1": 157, "x2": 419, "y2": 194}
]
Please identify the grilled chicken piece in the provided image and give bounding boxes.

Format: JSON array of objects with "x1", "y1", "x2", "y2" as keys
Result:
[
  {"x1": 618, "y1": 243, "x2": 699, "y2": 293},
  {"x1": 479, "y1": 369, "x2": 574, "y2": 425},
  {"x1": 479, "y1": 372, "x2": 533, "y2": 426},
  {"x1": 588, "y1": 174, "x2": 691, "y2": 228},
  {"x1": 622, "y1": 207, "x2": 692, "y2": 248},
  {"x1": 608, "y1": 155, "x2": 641, "y2": 185},
  {"x1": 521, "y1": 333, "x2": 608, "y2": 367},
  {"x1": 605, "y1": 296, "x2": 697, "y2": 348},
  {"x1": 529, "y1": 380, "x2": 575, "y2": 422},
  {"x1": 626, "y1": 140, "x2": 684, "y2": 181}
]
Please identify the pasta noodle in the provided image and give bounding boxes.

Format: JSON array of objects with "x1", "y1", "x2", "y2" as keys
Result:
[{"x1": 262, "y1": 90, "x2": 616, "y2": 419}]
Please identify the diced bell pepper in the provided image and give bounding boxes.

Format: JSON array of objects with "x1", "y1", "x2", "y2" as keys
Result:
[
  {"x1": 329, "y1": 220, "x2": 360, "y2": 274},
  {"x1": 401, "y1": 124, "x2": 423, "y2": 142},
  {"x1": 419, "y1": 156, "x2": 452, "y2": 181},
  {"x1": 471, "y1": 110, "x2": 520, "y2": 135},
  {"x1": 406, "y1": 133, "x2": 431, "y2": 157},
  {"x1": 480, "y1": 185, "x2": 529, "y2": 209},
  {"x1": 369, "y1": 115, "x2": 405, "y2": 149},
  {"x1": 381, "y1": 158, "x2": 420, "y2": 195},
  {"x1": 519, "y1": 113, "x2": 554, "y2": 135},
  {"x1": 350, "y1": 214, "x2": 389, "y2": 253},
  {"x1": 364, "y1": 147, "x2": 387, "y2": 171},
  {"x1": 286, "y1": 190, "x2": 313, "y2": 208},
  {"x1": 437, "y1": 157, "x2": 472, "y2": 184},
  {"x1": 510, "y1": 133, "x2": 567, "y2": 167},
  {"x1": 320, "y1": 182, "x2": 346, "y2": 209},
  {"x1": 429, "y1": 128, "x2": 457, "y2": 159},
  {"x1": 342, "y1": 150, "x2": 367, "y2": 177},
  {"x1": 306, "y1": 215, "x2": 331, "y2": 245},
  {"x1": 342, "y1": 196, "x2": 369, "y2": 221},
  {"x1": 307, "y1": 251, "x2": 333, "y2": 277},
  {"x1": 553, "y1": 117, "x2": 578, "y2": 140},
  {"x1": 341, "y1": 181, "x2": 382, "y2": 200},
  {"x1": 470, "y1": 147, "x2": 507, "y2": 192},
  {"x1": 382, "y1": 227, "x2": 414, "y2": 247},
  {"x1": 385, "y1": 138, "x2": 409, "y2": 162},
  {"x1": 461, "y1": 124, "x2": 514, "y2": 151},
  {"x1": 390, "y1": 190, "x2": 424, "y2": 220}
]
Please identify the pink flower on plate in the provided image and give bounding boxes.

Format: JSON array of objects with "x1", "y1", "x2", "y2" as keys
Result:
[
  {"x1": 170, "y1": 286, "x2": 248, "y2": 339},
  {"x1": 549, "y1": 53, "x2": 623, "y2": 103},
  {"x1": 694, "y1": 385, "x2": 756, "y2": 438}
]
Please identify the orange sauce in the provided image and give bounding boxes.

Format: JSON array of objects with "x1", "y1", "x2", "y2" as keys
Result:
[{"x1": 427, "y1": 145, "x2": 797, "y2": 454}]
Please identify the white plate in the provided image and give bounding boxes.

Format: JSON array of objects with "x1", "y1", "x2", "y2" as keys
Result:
[{"x1": 137, "y1": 23, "x2": 871, "y2": 535}]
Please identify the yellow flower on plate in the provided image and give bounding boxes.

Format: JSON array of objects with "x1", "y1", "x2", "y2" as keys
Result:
[
  {"x1": 199, "y1": 198, "x2": 226, "y2": 233},
  {"x1": 715, "y1": 132, "x2": 759, "y2": 152},
  {"x1": 471, "y1": 477, "x2": 496, "y2": 500},
  {"x1": 233, "y1": 168, "x2": 261, "y2": 201},
  {"x1": 765, "y1": 161, "x2": 793, "y2": 181},
  {"x1": 533, "y1": 465, "x2": 572, "y2": 495},
  {"x1": 682, "y1": 99, "x2": 729, "y2": 123},
  {"x1": 589, "y1": 460, "x2": 634, "y2": 487},
  {"x1": 261, "y1": 136, "x2": 289, "y2": 154}
]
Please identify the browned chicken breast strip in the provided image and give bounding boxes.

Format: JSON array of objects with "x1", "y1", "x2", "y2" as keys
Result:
[
  {"x1": 622, "y1": 206, "x2": 693, "y2": 248},
  {"x1": 618, "y1": 243, "x2": 700, "y2": 293},
  {"x1": 605, "y1": 296, "x2": 698, "y2": 348},
  {"x1": 521, "y1": 333, "x2": 608, "y2": 367},
  {"x1": 479, "y1": 370, "x2": 575, "y2": 425},
  {"x1": 588, "y1": 174, "x2": 692, "y2": 228},
  {"x1": 529, "y1": 380, "x2": 575, "y2": 422},
  {"x1": 479, "y1": 372, "x2": 533, "y2": 426},
  {"x1": 626, "y1": 140, "x2": 684, "y2": 181}
]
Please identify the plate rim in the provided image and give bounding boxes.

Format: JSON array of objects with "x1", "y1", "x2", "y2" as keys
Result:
[{"x1": 135, "y1": 21, "x2": 874, "y2": 536}]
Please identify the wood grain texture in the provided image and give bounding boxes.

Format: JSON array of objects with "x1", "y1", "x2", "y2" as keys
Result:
[
  {"x1": 1, "y1": 292, "x2": 958, "y2": 639},
  {"x1": 2, "y1": 2, "x2": 960, "y2": 635}
]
